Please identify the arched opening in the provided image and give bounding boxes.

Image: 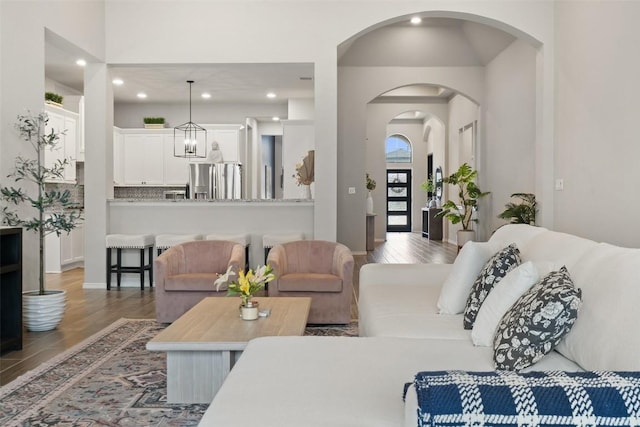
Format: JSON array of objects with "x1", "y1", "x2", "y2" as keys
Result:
[{"x1": 338, "y1": 12, "x2": 544, "y2": 251}]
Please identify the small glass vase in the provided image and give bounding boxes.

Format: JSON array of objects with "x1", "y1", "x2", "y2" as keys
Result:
[{"x1": 239, "y1": 299, "x2": 259, "y2": 321}]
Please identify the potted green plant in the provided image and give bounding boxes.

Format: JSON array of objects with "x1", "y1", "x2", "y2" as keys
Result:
[
  {"x1": 143, "y1": 117, "x2": 166, "y2": 129},
  {"x1": 44, "y1": 92, "x2": 64, "y2": 106},
  {"x1": 0, "y1": 112, "x2": 82, "y2": 331},
  {"x1": 498, "y1": 193, "x2": 537, "y2": 225},
  {"x1": 421, "y1": 174, "x2": 435, "y2": 207},
  {"x1": 437, "y1": 163, "x2": 490, "y2": 248}
]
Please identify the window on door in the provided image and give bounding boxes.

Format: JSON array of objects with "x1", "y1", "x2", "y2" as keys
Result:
[{"x1": 387, "y1": 169, "x2": 411, "y2": 232}]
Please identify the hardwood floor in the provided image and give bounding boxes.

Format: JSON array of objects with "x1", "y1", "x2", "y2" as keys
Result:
[{"x1": 0, "y1": 232, "x2": 456, "y2": 386}]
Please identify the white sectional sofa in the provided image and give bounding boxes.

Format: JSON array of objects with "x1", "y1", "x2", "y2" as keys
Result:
[{"x1": 199, "y1": 224, "x2": 640, "y2": 426}]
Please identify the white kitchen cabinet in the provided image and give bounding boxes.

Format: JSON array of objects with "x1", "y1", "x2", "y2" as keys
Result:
[
  {"x1": 113, "y1": 128, "x2": 124, "y2": 185},
  {"x1": 163, "y1": 135, "x2": 190, "y2": 185},
  {"x1": 77, "y1": 96, "x2": 85, "y2": 162},
  {"x1": 45, "y1": 224, "x2": 84, "y2": 273},
  {"x1": 44, "y1": 104, "x2": 78, "y2": 183},
  {"x1": 113, "y1": 126, "x2": 241, "y2": 186},
  {"x1": 122, "y1": 133, "x2": 164, "y2": 185}
]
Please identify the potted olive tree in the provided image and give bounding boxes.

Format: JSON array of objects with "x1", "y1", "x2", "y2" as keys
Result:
[
  {"x1": 437, "y1": 163, "x2": 490, "y2": 249},
  {"x1": 0, "y1": 112, "x2": 82, "y2": 331}
]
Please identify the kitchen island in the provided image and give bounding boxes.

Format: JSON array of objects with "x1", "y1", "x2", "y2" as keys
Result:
[{"x1": 103, "y1": 198, "x2": 314, "y2": 288}]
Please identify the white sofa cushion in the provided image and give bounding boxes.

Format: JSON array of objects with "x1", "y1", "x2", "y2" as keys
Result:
[
  {"x1": 437, "y1": 241, "x2": 496, "y2": 314},
  {"x1": 463, "y1": 243, "x2": 521, "y2": 329},
  {"x1": 358, "y1": 264, "x2": 468, "y2": 339},
  {"x1": 200, "y1": 336, "x2": 581, "y2": 427},
  {"x1": 471, "y1": 261, "x2": 539, "y2": 347},
  {"x1": 519, "y1": 229, "x2": 597, "y2": 271},
  {"x1": 556, "y1": 243, "x2": 640, "y2": 370},
  {"x1": 488, "y1": 224, "x2": 548, "y2": 249}
]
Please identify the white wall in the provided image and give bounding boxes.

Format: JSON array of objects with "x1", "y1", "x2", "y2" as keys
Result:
[
  {"x1": 554, "y1": 1, "x2": 640, "y2": 247},
  {"x1": 1, "y1": 1, "x2": 558, "y2": 287},
  {"x1": 114, "y1": 102, "x2": 285, "y2": 129},
  {"x1": 0, "y1": 1, "x2": 105, "y2": 291},
  {"x1": 288, "y1": 98, "x2": 314, "y2": 120},
  {"x1": 484, "y1": 39, "x2": 537, "y2": 236},
  {"x1": 445, "y1": 95, "x2": 480, "y2": 242}
]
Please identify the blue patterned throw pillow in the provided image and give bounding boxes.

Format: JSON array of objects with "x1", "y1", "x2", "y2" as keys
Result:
[
  {"x1": 463, "y1": 243, "x2": 521, "y2": 329},
  {"x1": 409, "y1": 370, "x2": 640, "y2": 427},
  {"x1": 493, "y1": 266, "x2": 581, "y2": 371}
]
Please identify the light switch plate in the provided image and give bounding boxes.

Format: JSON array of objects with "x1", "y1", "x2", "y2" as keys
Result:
[
  {"x1": 348, "y1": 187, "x2": 356, "y2": 194},
  {"x1": 555, "y1": 179, "x2": 564, "y2": 190}
]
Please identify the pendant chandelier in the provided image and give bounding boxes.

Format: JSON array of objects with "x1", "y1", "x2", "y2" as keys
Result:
[{"x1": 174, "y1": 80, "x2": 207, "y2": 158}]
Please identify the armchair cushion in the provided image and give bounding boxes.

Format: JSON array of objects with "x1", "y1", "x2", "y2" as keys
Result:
[{"x1": 165, "y1": 273, "x2": 228, "y2": 292}]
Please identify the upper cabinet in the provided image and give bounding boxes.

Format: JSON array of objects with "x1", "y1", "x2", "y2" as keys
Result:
[
  {"x1": 44, "y1": 104, "x2": 78, "y2": 183},
  {"x1": 122, "y1": 133, "x2": 164, "y2": 185}
]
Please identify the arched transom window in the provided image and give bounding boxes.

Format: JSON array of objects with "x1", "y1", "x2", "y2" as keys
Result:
[{"x1": 385, "y1": 134, "x2": 412, "y2": 163}]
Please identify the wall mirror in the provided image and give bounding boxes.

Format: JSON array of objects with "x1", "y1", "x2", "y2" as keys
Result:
[{"x1": 435, "y1": 166, "x2": 443, "y2": 199}]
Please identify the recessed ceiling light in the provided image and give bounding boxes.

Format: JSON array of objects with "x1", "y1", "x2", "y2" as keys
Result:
[
  {"x1": 266, "y1": 92, "x2": 277, "y2": 99},
  {"x1": 410, "y1": 16, "x2": 422, "y2": 25},
  {"x1": 137, "y1": 92, "x2": 147, "y2": 99},
  {"x1": 201, "y1": 93, "x2": 211, "y2": 99},
  {"x1": 272, "y1": 116, "x2": 280, "y2": 121},
  {"x1": 112, "y1": 78, "x2": 124, "y2": 86},
  {"x1": 76, "y1": 59, "x2": 87, "y2": 67}
]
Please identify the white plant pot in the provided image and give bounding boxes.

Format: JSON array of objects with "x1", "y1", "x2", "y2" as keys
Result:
[
  {"x1": 366, "y1": 191, "x2": 374, "y2": 214},
  {"x1": 23, "y1": 290, "x2": 67, "y2": 332},
  {"x1": 456, "y1": 229, "x2": 476, "y2": 251}
]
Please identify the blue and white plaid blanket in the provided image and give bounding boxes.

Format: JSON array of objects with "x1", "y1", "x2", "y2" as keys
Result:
[{"x1": 408, "y1": 370, "x2": 640, "y2": 427}]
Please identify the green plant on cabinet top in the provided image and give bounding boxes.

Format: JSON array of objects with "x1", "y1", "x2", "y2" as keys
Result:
[{"x1": 45, "y1": 92, "x2": 64, "y2": 104}]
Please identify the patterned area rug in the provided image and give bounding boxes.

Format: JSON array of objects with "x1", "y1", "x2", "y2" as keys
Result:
[{"x1": 0, "y1": 318, "x2": 358, "y2": 426}]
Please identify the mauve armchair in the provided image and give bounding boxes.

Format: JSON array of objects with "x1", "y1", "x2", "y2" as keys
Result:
[
  {"x1": 267, "y1": 240, "x2": 354, "y2": 324},
  {"x1": 154, "y1": 240, "x2": 245, "y2": 323}
]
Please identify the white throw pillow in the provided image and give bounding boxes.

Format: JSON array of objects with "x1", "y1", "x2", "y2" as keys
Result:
[
  {"x1": 437, "y1": 241, "x2": 496, "y2": 314},
  {"x1": 471, "y1": 261, "x2": 539, "y2": 346}
]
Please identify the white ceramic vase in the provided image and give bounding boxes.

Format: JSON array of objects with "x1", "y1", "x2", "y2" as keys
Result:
[
  {"x1": 300, "y1": 184, "x2": 312, "y2": 200},
  {"x1": 240, "y1": 300, "x2": 259, "y2": 321},
  {"x1": 366, "y1": 191, "x2": 374, "y2": 214},
  {"x1": 23, "y1": 290, "x2": 67, "y2": 332}
]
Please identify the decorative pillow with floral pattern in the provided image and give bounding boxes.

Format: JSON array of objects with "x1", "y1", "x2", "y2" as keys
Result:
[
  {"x1": 493, "y1": 266, "x2": 582, "y2": 371},
  {"x1": 463, "y1": 243, "x2": 521, "y2": 329}
]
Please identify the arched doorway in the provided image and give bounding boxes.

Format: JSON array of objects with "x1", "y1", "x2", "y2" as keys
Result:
[{"x1": 337, "y1": 12, "x2": 545, "y2": 251}]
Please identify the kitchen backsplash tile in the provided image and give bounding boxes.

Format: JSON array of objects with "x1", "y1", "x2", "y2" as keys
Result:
[
  {"x1": 114, "y1": 186, "x2": 186, "y2": 199},
  {"x1": 45, "y1": 183, "x2": 84, "y2": 208}
]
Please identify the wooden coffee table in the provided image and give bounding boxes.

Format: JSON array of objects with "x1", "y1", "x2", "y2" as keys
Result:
[{"x1": 146, "y1": 296, "x2": 311, "y2": 404}]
